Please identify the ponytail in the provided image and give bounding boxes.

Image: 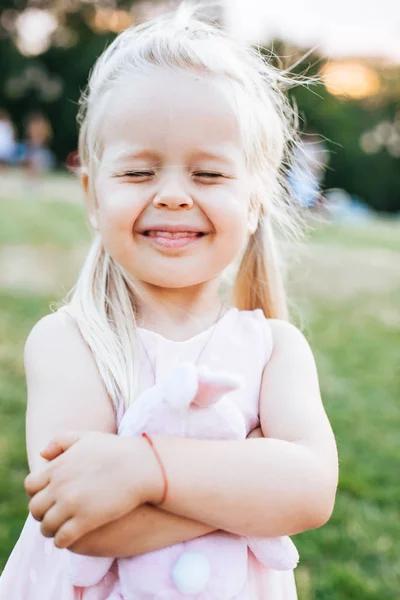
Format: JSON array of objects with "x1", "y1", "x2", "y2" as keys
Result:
[{"x1": 233, "y1": 217, "x2": 289, "y2": 320}]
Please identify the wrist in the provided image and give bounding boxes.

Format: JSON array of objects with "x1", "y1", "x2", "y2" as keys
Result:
[{"x1": 131, "y1": 435, "x2": 165, "y2": 506}]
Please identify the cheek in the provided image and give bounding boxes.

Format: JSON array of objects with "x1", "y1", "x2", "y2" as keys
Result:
[
  {"x1": 199, "y1": 194, "x2": 249, "y2": 276},
  {"x1": 95, "y1": 183, "x2": 142, "y2": 252},
  {"x1": 97, "y1": 182, "x2": 140, "y2": 227},
  {"x1": 206, "y1": 187, "x2": 250, "y2": 240}
]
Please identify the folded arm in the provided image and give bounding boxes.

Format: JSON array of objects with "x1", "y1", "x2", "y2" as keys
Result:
[
  {"x1": 74, "y1": 321, "x2": 338, "y2": 552},
  {"x1": 25, "y1": 313, "x2": 338, "y2": 554},
  {"x1": 68, "y1": 504, "x2": 213, "y2": 557},
  {"x1": 69, "y1": 428, "x2": 263, "y2": 557},
  {"x1": 24, "y1": 312, "x2": 262, "y2": 558},
  {"x1": 143, "y1": 320, "x2": 338, "y2": 538}
]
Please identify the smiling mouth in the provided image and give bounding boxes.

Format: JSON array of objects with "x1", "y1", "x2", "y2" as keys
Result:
[
  {"x1": 143, "y1": 231, "x2": 206, "y2": 239},
  {"x1": 139, "y1": 230, "x2": 208, "y2": 250}
]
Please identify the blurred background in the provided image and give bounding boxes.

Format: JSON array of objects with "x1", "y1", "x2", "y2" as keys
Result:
[{"x1": 0, "y1": 1, "x2": 399, "y2": 598}]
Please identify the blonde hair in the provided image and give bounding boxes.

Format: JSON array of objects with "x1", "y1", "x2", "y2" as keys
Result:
[{"x1": 65, "y1": 2, "x2": 310, "y2": 412}]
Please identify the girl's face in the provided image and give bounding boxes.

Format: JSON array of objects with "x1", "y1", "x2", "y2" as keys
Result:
[{"x1": 90, "y1": 68, "x2": 255, "y2": 288}]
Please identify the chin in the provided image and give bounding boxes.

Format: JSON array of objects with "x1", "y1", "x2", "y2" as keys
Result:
[
  {"x1": 139, "y1": 274, "x2": 208, "y2": 289},
  {"x1": 131, "y1": 263, "x2": 220, "y2": 289}
]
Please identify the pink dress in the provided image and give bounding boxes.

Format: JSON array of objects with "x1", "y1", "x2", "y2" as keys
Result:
[{"x1": 0, "y1": 307, "x2": 298, "y2": 599}]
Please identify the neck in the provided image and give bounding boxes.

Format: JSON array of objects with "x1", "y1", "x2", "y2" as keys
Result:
[{"x1": 132, "y1": 278, "x2": 226, "y2": 340}]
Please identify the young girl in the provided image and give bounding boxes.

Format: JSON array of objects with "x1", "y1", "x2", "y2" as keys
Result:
[{"x1": 0, "y1": 4, "x2": 338, "y2": 599}]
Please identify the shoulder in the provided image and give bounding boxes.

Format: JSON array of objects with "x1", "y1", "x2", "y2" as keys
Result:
[
  {"x1": 236, "y1": 310, "x2": 315, "y2": 367},
  {"x1": 24, "y1": 308, "x2": 89, "y2": 370},
  {"x1": 24, "y1": 307, "x2": 104, "y2": 392},
  {"x1": 268, "y1": 318, "x2": 312, "y2": 350},
  {"x1": 234, "y1": 307, "x2": 311, "y2": 355},
  {"x1": 25, "y1": 307, "x2": 79, "y2": 346},
  {"x1": 235, "y1": 310, "x2": 311, "y2": 352},
  {"x1": 266, "y1": 319, "x2": 317, "y2": 369}
]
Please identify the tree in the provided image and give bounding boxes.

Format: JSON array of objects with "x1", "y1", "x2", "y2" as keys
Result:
[{"x1": 278, "y1": 48, "x2": 400, "y2": 213}]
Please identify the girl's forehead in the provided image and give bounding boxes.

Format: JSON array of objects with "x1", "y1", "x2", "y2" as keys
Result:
[
  {"x1": 101, "y1": 142, "x2": 242, "y2": 169},
  {"x1": 100, "y1": 69, "x2": 243, "y2": 161}
]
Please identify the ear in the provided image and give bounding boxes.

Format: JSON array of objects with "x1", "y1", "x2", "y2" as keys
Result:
[
  {"x1": 81, "y1": 168, "x2": 89, "y2": 196},
  {"x1": 81, "y1": 168, "x2": 99, "y2": 230}
]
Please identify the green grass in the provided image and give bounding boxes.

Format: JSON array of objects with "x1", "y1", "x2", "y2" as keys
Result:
[
  {"x1": 0, "y1": 192, "x2": 399, "y2": 598},
  {"x1": 0, "y1": 292, "x2": 53, "y2": 566},
  {"x1": 0, "y1": 197, "x2": 89, "y2": 247},
  {"x1": 307, "y1": 218, "x2": 400, "y2": 253},
  {"x1": 292, "y1": 297, "x2": 400, "y2": 598}
]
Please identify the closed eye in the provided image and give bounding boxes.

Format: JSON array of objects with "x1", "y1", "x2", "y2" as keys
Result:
[
  {"x1": 194, "y1": 172, "x2": 223, "y2": 179},
  {"x1": 115, "y1": 171, "x2": 226, "y2": 181},
  {"x1": 118, "y1": 171, "x2": 154, "y2": 178}
]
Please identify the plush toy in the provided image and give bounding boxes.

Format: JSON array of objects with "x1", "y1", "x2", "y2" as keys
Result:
[{"x1": 68, "y1": 363, "x2": 299, "y2": 598}]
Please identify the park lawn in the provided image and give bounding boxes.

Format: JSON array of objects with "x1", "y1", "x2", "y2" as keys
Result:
[
  {"x1": 0, "y1": 197, "x2": 89, "y2": 247},
  {"x1": 0, "y1": 195, "x2": 399, "y2": 599},
  {"x1": 307, "y1": 219, "x2": 400, "y2": 253}
]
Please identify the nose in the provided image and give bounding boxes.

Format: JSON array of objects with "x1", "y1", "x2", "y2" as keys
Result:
[{"x1": 152, "y1": 174, "x2": 193, "y2": 210}]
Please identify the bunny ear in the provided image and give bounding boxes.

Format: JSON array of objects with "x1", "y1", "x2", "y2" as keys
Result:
[
  {"x1": 162, "y1": 362, "x2": 199, "y2": 409},
  {"x1": 247, "y1": 536, "x2": 300, "y2": 571},
  {"x1": 193, "y1": 368, "x2": 244, "y2": 407}
]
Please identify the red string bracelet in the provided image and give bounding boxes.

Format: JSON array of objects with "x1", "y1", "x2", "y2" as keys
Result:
[{"x1": 142, "y1": 432, "x2": 168, "y2": 506}]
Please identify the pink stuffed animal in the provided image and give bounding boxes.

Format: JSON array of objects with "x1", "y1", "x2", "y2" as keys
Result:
[{"x1": 68, "y1": 363, "x2": 299, "y2": 598}]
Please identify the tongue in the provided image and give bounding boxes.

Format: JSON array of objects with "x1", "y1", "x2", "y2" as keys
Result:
[{"x1": 148, "y1": 231, "x2": 199, "y2": 239}]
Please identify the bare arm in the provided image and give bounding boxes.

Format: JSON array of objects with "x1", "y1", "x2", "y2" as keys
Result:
[
  {"x1": 133, "y1": 320, "x2": 339, "y2": 538},
  {"x1": 69, "y1": 427, "x2": 263, "y2": 557},
  {"x1": 69, "y1": 504, "x2": 213, "y2": 557},
  {"x1": 25, "y1": 311, "x2": 118, "y2": 475},
  {"x1": 25, "y1": 311, "x2": 233, "y2": 557}
]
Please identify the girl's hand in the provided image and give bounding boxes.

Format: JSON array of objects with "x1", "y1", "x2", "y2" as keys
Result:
[{"x1": 24, "y1": 431, "x2": 162, "y2": 549}]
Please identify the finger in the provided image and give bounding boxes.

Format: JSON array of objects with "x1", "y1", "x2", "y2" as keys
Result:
[
  {"x1": 40, "y1": 503, "x2": 71, "y2": 539},
  {"x1": 28, "y1": 488, "x2": 55, "y2": 523},
  {"x1": 42, "y1": 430, "x2": 87, "y2": 455},
  {"x1": 24, "y1": 469, "x2": 51, "y2": 498},
  {"x1": 40, "y1": 441, "x2": 65, "y2": 461},
  {"x1": 54, "y1": 517, "x2": 89, "y2": 549}
]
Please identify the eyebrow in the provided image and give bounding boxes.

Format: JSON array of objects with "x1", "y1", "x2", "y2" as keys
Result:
[
  {"x1": 104, "y1": 148, "x2": 162, "y2": 166},
  {"x1": 103, "y1": 146, "x2": 238, "y2": 168},
  {"x1": 190, "y1": 149, "x2": 237, "y2": 166}
]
